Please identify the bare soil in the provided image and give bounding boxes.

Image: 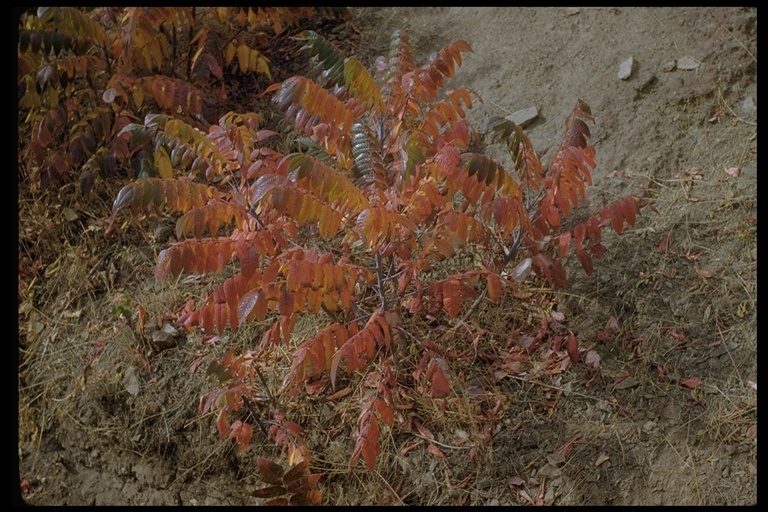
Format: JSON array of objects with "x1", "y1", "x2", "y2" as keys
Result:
[{"x1": 18, "y1": 7, "x2": 756, "y2": 506}]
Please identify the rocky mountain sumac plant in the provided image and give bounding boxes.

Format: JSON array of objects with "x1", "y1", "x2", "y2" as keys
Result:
[
  {"x1": 109, "y1": 29, "x2": 651, "y2": 475},
  {"x1": 17, "y1": 7, "x2": 347, "y2": 191}
]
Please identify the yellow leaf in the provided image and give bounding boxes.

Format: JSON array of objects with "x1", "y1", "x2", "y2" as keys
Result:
[
  {"x1": 46, "y1": 86, "x2": 59, "y2": 108},
  {"x1": 156, "y1": 147, "x2": 173, "y2": 178},
  {"x1": 224, "y1": 42, "x2": 236, "y2": 66},
  {"x1": 141, "y1": 46, "x2": 153, "y2": 72},
  {"x1": 237, "y1": 44, "x2": 249, "y2": 73},
  {"x1": 257, "y1": 55, "x2": 272, "y2": 80},
  {"x1": 132, "y1": 85, "x2": 144, "y2": 109},
  {"x1": 247, "y1": 7, "x2": 258, "y2": 26}
]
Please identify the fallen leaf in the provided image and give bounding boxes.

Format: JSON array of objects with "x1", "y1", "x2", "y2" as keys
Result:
[
  {"x1": 326, "y1": 387, "x2": 352, "y2": 401},
  {"x1": 566, "y1": 333, "x2": 579, "y2": 364},
  {"x1": 414, "y1": 420, "x2": 435, "y2": 441},
  {"x1": 557, "y1": 436, "x2": 579, "y2": 457},
  {"x1": 507, "y1": 475, "x2": 525, "y2": 487},
  {"x1": 695, "y1": 267, "x2": 713, "y2": 279},
  {"x1": 427, "y1": 443, "x2": 446, "y2": 459},
  {"x1": 745, "y1": 380, "x2": 757, "y2": 391},
  {"x1": 584, "y1": 350, "x2": 601, "y2": 369},
  {"x1": 725, "y1": 166, "x2": 740, "y2": 177},
  {"x1": 656, "y1": 231, "x2": 672, "y2": 253},
  {"x1": 551, "y1": 311, "x2": 565, "y2": 322},
  {"x1": 680, "y1": 377, "x2": 702, "y2": 388},
  {"x1": 595, "y1": 453, "x2": 610, "y2": 466}
]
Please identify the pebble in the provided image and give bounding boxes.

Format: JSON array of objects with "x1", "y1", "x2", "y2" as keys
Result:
[
  {"x1": 661, "y1": 402, "x2": 681, "y2": 421},
  {"x1": 538, "y1": 463, "x2": 562, "y2": 479},
  {"x1": 565, "y1": 7, "x2": 581, "y2": 15},
  {"x1": 505, "y1": 106, "x2": 539, "y2": 128},
  {"x1": 741, "y1": 96, "x2": 756, "y2": 115},
  {"x1": 661, "y1": 58, "x2": 677, "y2": 72},
  {"x1": 742, "y1": 167, "x2": 756, "y2": 179},
  {"x1": 614, "y1": 375, "x2": 640, "y2": 390},
  {"x1": 618, "y1": 57, "x2": 634, "y2": 80},
  {"x1": 122, "y1": 366, "x2": 140, "y2": 396},
  {"x1": 642, "y1": 420, "x2": 657, "y2": 432},
  {"x1": 547, "y1": 453, "x2": 566, "y2": 468},
  {"x1": 676, "y1": 56, "x2": 701, "y2": 70}
]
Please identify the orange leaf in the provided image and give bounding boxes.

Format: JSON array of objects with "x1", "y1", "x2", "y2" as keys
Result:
[
  {"x1": 442, "y1": 278, "x2": 462, "y2": 317},
  {"x1": 657, "y1": 231, "x2": 672, "y2": 253},
  {"x1": 559, "y1": 231, "x2": 572, "y2": 259},
  {"x1": 427, "y1": 443, "x2": 446, "y2": 459},
  {"x1": 566, "y1": 333, "x2": 579, "y2": 364},
  {"x1": 326, "y1": 387, "x2": 352, "y2": 401},
  {"x1": 680, "y1": 377, "x2": 702, "y2": 389},
  {"x1": 216, "y1": 409, "x2": 228, "y2": 439},
  {"x1": 430, "y1": 365, "x2": 451, "y2": 398},
  {"x1": 486, "y1": 272, "x2": 502, "y2": 303}
]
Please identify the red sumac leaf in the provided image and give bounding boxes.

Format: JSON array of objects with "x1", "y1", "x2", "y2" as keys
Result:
[
  {"x1": 238, "y1": 289, "x2": 266, "y2": 324},
  {"x1": 442, "y1": 278, "x2": 462, "y2": 317},
  {"x1": 300, "y1": 490, "x2": 323, "y2": 505},
  {"x1": 215, "y1": 409, "x2": 228, "y2": 439},
  {"x1": 609, "y1": 202, "x2": 624, "y2": 234},
  {"x1": 620, "y1": 197, "x2": 638, "y2": 226},
  {"x1": 546, "y1": 204, "x2": 560, "y2": 229},
  {"x1": 251, "y1": 485, "x2": 287, "y2": 499},
  {"x1": 566, "y1": 333, "x2": 579, "y2": 364},
  {"x1": 576, "y1": 248, "x2": 593, "y2": 275},
  {"x1": 230, "y1": 420, "x2": 253, "y2": 452},
  {"x1": 201, "y1": 303, "x2": 215, "y2": 334},
  {"x1": 427, "y1": 443, "x2": 447, "y2": 459},
  {"x1": 257, "y1": 457, "x2": 285, "y2": 485},
  {"x1": 360, "y1": 415, "x2": 380, "y2": 470},
  {"x1": 283, "y1": 460, "x2": 309, "y2": 485},
  {"x1": 374, "y1": 397, "x2": 394, "y2": 427},
  {"x1": 680, "y1": 377, "x2": 702, "y2": 389},
  {"x1": 486, "y1": 272, "x2": 502, "y2": 303},
  {"x1": 574, "y1": 223, "x2": 586, "y2": 251},
  {"x1": 430, "y1": 366, "x2": 451, "y2": 398},
  {"x1": 559, "y1": 231, "x2": 572, "y2": 259}
]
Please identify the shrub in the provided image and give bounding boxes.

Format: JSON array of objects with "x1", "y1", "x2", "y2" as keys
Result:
[{"x1": 108, "y1": 28, "x2": 651, "y2": 483}]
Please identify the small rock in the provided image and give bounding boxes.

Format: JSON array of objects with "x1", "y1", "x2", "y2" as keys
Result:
[
  {"x1": 505, "y1": 106, "x2": 539, "y2": 128},
  {"x1": 544, "y1": 486, "x2": 556, "y2": 504},
  {"x1": 547, "y1": 453, "x2": 566, "y2": 468},
  {"x1": 676, "y1": 56, "x2": 701, "y2": 70},
  {"x1": 565, "y1": 7, "x2": 580, "y2": 15},
  {"x1": 642, "y1": 420, "x2": 657, "y2": 432},
  {"x1": 614, "y1": 375, "x2": 640, "y2": 390},
  {"x1": 538, "y1": 463, "x2": 562, "y2": 479},
  {"x1": 741, "y1": 167, "x2": 756, "y2": 179},
  {"x1": 123, "y1": 366, "x2": 140, "y2": 396},
  {"x1": 661, "y1": 402, "x2": 681, "y2": 421},
  {"x1": 741, "y1": 96, "x2": 756, "y2": 115},
  {"x1": 618, "y1": 57, "x2": 634, "y2": 80},
  {"x1": 661, "y1": 58, "x2": 677, "y2": 72},
  {"x1": 160, "y1": 322, "x2": 179, "y2": 336},
  {"x1": 154, "y1": 224, "x2": 172, "y2": 243}
]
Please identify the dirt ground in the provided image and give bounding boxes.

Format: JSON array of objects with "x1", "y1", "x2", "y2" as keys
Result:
[{"x1": 17, "y1": 7, "x2": 756, "y2": 505}]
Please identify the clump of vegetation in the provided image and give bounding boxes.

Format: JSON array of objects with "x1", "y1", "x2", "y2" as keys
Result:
[{"x1": 107, "y1": 27, "x2": 650, "y2": 494}]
